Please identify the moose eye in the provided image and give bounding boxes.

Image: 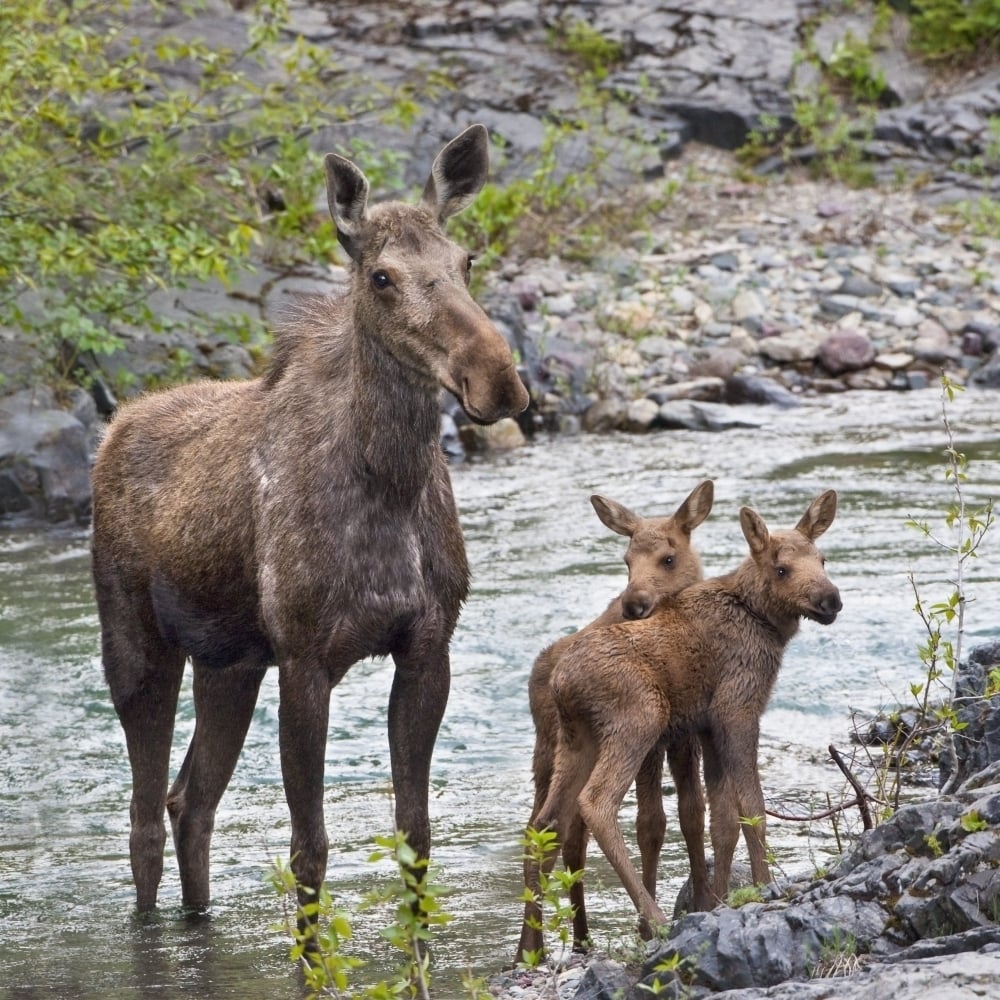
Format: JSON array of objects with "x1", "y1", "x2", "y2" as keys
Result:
[
  {"x1": 662, "y1": 555, "x2": 675, "y2": 568},
  {"x1": 371, "y1": 270, "x2": 393, "y2": 291},
  {"x1": 776, "y1": 565, "x2": 788, "y2": 579},
  {"x1": 464, "y1": 255, "x2": 475, "y2": 284}
]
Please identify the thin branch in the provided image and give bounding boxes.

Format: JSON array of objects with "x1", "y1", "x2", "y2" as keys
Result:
[{"x1": 829, "y1": 743, "x2": 874, "y2": 830}]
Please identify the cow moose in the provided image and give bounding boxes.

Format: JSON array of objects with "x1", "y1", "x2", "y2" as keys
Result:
[
  {"x1": 523, "y1": 491, "x2": 841, "y2": 949},
  {"x1": 90, "y1": 124, "x2": 529, "y2": 913},
  {"x1": 516, "y1": 480, "x2": 714, "y2": 963}
]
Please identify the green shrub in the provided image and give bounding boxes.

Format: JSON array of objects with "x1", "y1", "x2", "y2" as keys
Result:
[
  {"x1": 910, "y1": 0, "x2": 1000, "y2": 59},
  {"x1": 0, "y1": 0, "x2": 405, "y2": 388}
]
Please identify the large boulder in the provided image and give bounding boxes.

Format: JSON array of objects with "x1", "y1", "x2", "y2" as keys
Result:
[{"x1": 0, "y1": 389, "x2": 97, "y2": 525}]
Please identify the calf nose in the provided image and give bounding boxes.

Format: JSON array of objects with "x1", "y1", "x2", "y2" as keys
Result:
[
  {"x1": 816, "y1": 586, "x2": 843, "y2": 622},
  {"x1": 824, "y1": 588, "x2": 843, "y2": 615},
  {"x1": 622, "y1": 590, "x2": 655, "y2": 620}
]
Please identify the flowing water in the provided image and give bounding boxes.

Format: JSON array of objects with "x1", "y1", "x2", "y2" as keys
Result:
[{"x1": 2, "y1": 387, "x2": 999, "y2": 998}]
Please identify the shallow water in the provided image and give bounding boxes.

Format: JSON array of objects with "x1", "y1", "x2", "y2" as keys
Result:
[{"x1": 1, "y1": 387, "x2": 999, "y2": 998}]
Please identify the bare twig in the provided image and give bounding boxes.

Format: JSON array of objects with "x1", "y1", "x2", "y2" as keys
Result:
[{"x1": 828, "y1": 744, "x2": 874, "y2": 830}]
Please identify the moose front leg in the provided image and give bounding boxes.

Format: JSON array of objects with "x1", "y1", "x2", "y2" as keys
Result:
[
  {"x1": 388, "y1": 645, "x2": 451, "y2": 862},
  {"x1": 278, "y1": 662, "x2": 332, "y2": 905}
]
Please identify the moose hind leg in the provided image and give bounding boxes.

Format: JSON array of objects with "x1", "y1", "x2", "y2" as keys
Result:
[
  {"x1": 666, "y1": 732, "x2": 710, "y2": 911},
  {"x1": 635, "y1": 744, "x2": 667, "y2": 902},
  {"x1": 561, "y1": 810, "x2": 592, "y2": 952},
  {"x1": 577, "y1": 725, "x2": 668, "y2": 938},
  {"x1": 105, "y1": 635, "x2": 185, "y2": 911},
  {"x1": 517, "y1": 733, "x2": 596, "y2": 965},
  {"x1": 167, "y1": 660, "x2": 266, "y2": 910}
]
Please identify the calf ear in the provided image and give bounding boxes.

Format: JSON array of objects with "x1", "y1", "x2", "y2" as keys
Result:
[
  {"x1": 796, "y1": 490, "x2": 838, "y2": 540},
  {"x1": 325, "y1": 153, "x2": 370, "y2": 262},
  {"x1": 421, "y1": 123, "x2": 490, "y2": 223},
  {"x1": 591, "y1": 495, "x2": 640, "y2": 538},
  {"x1": 675, "y1": 479, "x2": 714, "y2": 534},
  {"x1": 740, "y1": 507, "x2": 770, "y2": 555}
]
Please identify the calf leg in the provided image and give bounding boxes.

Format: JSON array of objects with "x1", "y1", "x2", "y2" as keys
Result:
[
  {"x1": 702, "y1": 736, "x2": 739, "y2": 906},
  {"x1": 517, "y1": 727, "x2": 556, "y2": 962},
  {"x1": 166, "y1": 660, "x2": 266, "y2": 909},
  {"x1": 560, "y1": 811, "x2": 591, "y2": 952},
  {"x1": 635, "y1": 745, "x2": 666, "y2": 902},
  {"x1": 728, "y1": 737, "x2": 770, "y2": 889},
  {"x1": 517, "y1": 732, "x2": 595, "y2": 965},
  {"x1": 704, "y1": 725, "x2": 770, "y2": 903},
  {"x1": 577, "y1": 715, "x2": 668, "y2": 938},
  {"x1": 666, "y1": 731, "x2": 710, "y2": 911}
]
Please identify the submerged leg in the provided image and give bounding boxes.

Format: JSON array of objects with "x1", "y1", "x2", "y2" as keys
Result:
[
  {"x1": 167, "y1": 660, "x2": 266, "y2": 909},
  {"x1": 98, "y1": 579, "x2": 186, "y2": 913}
]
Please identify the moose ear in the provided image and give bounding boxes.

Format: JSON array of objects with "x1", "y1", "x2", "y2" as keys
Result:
[
  {"x1": 740, "y1": 506, "x2": 770, "y2": 555},
  {"x1": 420, "y1": 123, "x2": 490, "y2": 223},
  {"x1": 324, "y1": 152, "x2": 370, "y2": 263},
  {"x1": 591, "y1": 494, "x2": 640, "y2": 538},
  {"x1": 674, "y1": 480, "x2": 714, "y2": 534},
  {"x1": 796, "y1": 490, "x2": 838, "y2": 540}
]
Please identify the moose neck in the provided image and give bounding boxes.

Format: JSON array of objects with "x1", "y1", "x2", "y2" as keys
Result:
[{"x1": 346, "y1": 313, "x2": 442, "y2": 502}]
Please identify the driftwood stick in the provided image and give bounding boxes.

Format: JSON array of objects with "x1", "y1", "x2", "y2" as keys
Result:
[
  {"x1": 766, "y1": 798, "x2": 863, "y2": 823},
  {"x1": 829, "y1": 743, "x2": 874, "y2": 830}
]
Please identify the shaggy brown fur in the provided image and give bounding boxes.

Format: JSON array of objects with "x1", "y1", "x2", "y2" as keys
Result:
[
  {"x1": 516, "y1": 480, "x2": 713, "y2": 961},
  {"x1": 91, "y1": 125, "x2": 527, "y2": 913},
  {"x1": 522, "y1": 491, "x2": 841, "y2": 951}
]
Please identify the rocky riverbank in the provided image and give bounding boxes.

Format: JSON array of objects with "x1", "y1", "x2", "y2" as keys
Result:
[{"x1": 3, "y1": 142, "x2": 999, "y2": 525}]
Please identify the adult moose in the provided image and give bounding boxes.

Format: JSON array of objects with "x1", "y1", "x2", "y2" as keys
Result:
[
  {"x1": 91, "y1": 124, "x2": 528, "y2": 913},
  {"x1": 516, "y1": 480, "x2": 714, "y2": 963},
  {"x1": 524, "y1": 491, "x2": 841, "y2": 948}
]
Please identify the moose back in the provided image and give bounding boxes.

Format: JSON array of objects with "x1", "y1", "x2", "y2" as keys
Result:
[{"x1": 90, "y1": 125, "x2": 528, "y2": 912}]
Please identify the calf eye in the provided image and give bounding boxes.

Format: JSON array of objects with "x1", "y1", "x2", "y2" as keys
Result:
[
  {"x1": 662, "y1": 555, "x2": 675, "y2": 568},
  {"x1": 371, "y1": 270, "x2": 393, "y2": 290},
  {"x1": 776, "y1": 565, "x2": 788, "y2": 578}
]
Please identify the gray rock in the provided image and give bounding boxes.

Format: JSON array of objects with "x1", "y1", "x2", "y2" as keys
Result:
[
  {"x1": 582, "y1": 398, "x2": 628, "y2": 433},
  {"x1": 646, "y1": 378, "x2": 724, "y2": 404},
  {"x1": 757, "y1": 330, "x2": 822, "y2": 363},
  {"x1": 818, "y1": 329, "x2": 876, "y2": 375},
  {"x1": 722, "y1": 375, "x2": 800, "y2": 409},
  {"x1": 971, "y1": 355, "x2": 1000, "y2": 388},
  {"x1": 837, "y1": 273, "x2": 883, "y2": 298},
  {"x1": 573, "y1": 960, "x2": 635, "y2": 1000},
  {"x1": 0, "y1": 406, "x2": 92, "y2": 525},
  {"x1": 624, "y1": 397, "x2": 661, "y2": 432}
]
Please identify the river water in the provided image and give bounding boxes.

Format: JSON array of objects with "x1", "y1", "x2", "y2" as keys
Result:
[{"x1": 2, "y1": 387, "x2": 999, "y2": 998}]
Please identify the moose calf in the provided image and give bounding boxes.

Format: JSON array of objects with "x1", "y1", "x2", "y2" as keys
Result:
[
  {"x1": 516, "y1": 480, "x2": 713, "y2": 963},
  {"x1": 526, "y1": 491, "x2": 841, "y2": 945}
]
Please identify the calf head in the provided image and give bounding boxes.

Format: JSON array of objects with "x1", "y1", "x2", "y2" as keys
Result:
[
  {"x1": 740, "y1": 489, "x2": 842, "y2": 625},
  {"x1": 324, "y1": 124, "x2": 528, "y2": 424},
  {"x1": 591, "y1": 479, "x2": 714, "y2": 620}
]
